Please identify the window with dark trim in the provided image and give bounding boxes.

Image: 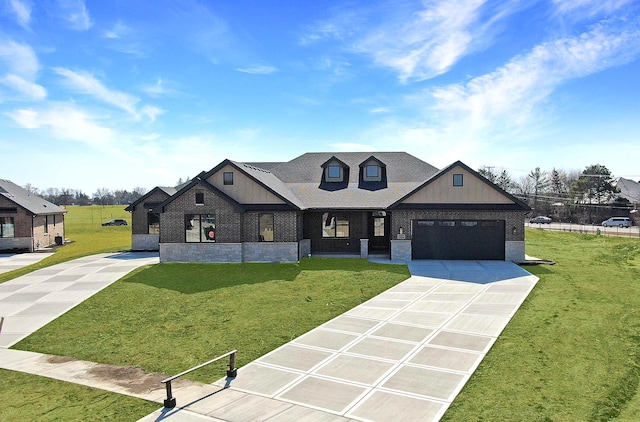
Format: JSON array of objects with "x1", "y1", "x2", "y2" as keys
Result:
[
  {"x1": 223, "y1": 172, "x2": 234, "y2": 185},
  {"x1": 44, "y1": 215, "x2": 49, "y2": 234},
  {"x1": 0, "y1": 217, "x2": 15, "y2": 238},
  {"x1": 453, "y1": 173, "x2": 464, "y2": 187},
  {"x1": 322, "y1": 212, "x2": 349, "y2": 238},
  {"x1": 259, "y1": 213, "x2": 274, "y2": 242},
  {"x1": 148, "y1": 213, "x2": 160, "y2": 234},
  {"x1": 195, "y1": 192, "x2": 204, "y2": 205},
  {"x1": 327, "y1": 165, "x2": 342, "y2": 180},
  {"x1": 185, "y1": 214, "x2": 216, "y2": 242}
]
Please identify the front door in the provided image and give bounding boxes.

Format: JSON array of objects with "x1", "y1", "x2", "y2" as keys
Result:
[{"x1": 369, "y1": 212, "x2": 390, "y2": 251}]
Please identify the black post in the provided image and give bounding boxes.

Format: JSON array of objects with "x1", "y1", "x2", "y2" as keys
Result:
[
  {"x1": 227, "y1": 351, "x2": 237, "y2": 377},
  {"x1": 164, "y1": 381, "x2": 176, "y2": 408}
]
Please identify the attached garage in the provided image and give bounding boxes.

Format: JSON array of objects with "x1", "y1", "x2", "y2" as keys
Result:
[{"x1": 411, "y1": 219, "x2": 505, "y2": 260}]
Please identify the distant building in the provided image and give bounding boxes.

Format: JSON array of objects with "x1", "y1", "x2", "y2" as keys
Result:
[{"x1": 0, "y1": 179, "x2": 67, "y2": 252}]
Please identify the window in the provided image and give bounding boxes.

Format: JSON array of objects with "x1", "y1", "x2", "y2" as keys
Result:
[
  {"x1": 366, "y1": 165, "x2": 379, "y2": 178},
  {"x1": 195, "y1": 192, "x2": 204, "y2": 205},
  {"x1": 148, "y1": 213, "x2": 160, "y2": 234},
  {"x1": 185, "y1": 214, "x2": 216, "y2": 242},
  {"x1": 438, "y1": 221, "x2": 456, "y2": 227},
  {"x1": 259, "y1": 213, "x2": 274, "y2": 242},
  {"x1": 461, "y1": 221, "x2": 478, "y2": 227},
  {"x1": 453, "y1": 173, "x2": 464, "y2": 187},
  {"x1": 322, "y1": 213, "x2": 349, "y2": 238},
  {"x1": 327, "y1": 165, "x2": 342, "y2": 180},
  {"x1": 0, "y1": 217, "x2": 15, "y2": 238},
  {"x1": 44, "y1": 215, "x2": 49, "y2": 234},
  {"x1": 417, "y1": 220, "x2": 435, "y2": 227},
  {"x1": 223, "y1": 172, "x2": 234, "y2": 185}
]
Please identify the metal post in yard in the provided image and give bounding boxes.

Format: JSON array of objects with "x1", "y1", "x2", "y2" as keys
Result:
[
  {"x1": 227, "y1": 351, "x2": 237, "y2": 377},
  {"x1": 164, "y1": 380, "x2": 176, "y2": 408}
]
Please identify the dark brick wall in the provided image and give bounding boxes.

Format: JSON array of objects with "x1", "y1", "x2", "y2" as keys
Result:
[
  {"x1": 242, "y1": 211, "x2": 300, "y2": 242},
  {"x1": 304, "y1": 211, "x2": 366, "y2": 253},
  {"x1": 160, "y1": 186, "x2": 242, "y2": 243},
  {"x1": 130, "y1": 190, "x2": 170, "y2": 235}
]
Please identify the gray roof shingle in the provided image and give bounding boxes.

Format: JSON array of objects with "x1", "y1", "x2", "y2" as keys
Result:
[{"x1": 0, "y1": 179, "x2": 66, "y2": 215}]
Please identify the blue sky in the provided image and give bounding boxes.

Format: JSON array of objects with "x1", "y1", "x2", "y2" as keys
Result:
[{"x1": 1, "y1": 0, "x2": 639, "y2": 195}]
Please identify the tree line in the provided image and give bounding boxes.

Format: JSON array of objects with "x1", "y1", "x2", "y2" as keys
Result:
[
  {"x1": 22, "y1": 184, "x2": 148, "y2": 206},
  {"x1": 479, "y1": 164, "x2": 635, "y2": 224}
]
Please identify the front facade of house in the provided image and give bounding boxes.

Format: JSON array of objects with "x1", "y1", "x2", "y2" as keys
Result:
[
  {"x1": 127, "y1": 153, "x2": 530, "y2": 263},
  {"x1": 0, "y1": 179, "x2": 66, "y2": 252}
]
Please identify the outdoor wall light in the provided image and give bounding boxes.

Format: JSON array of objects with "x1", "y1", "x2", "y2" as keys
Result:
[
  {"x1": 399, "y1": 226, "x2": 404, "y2": 234},
  {"x1": 512, "y1": 226, "x2": 517, "y2": 235}
]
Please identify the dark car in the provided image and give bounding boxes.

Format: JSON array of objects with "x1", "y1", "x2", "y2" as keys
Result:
[
  {"x1": 529, "y1": 216, "x2": 551, "y2": 224},
  {"x1": 102, "y1": 219, "x2": 128, "y2": 226}
]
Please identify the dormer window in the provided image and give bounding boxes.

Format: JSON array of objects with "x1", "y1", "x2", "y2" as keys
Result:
[
  {"x1": 365, "y1": 165, "x2": 379, "y2": 179},
  {"x1": 327, "y1": 165, "x2": 342, "y2": 180},
  {"x1": 360, "y1": 157, "x2": 384, "y2": 183}
]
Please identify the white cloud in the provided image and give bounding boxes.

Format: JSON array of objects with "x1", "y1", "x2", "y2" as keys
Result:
[
  {"x1": 0, "y1": 74, "x2": 46, "y2": 100},
  {"x1": 8, "y1": 0, "x2": 32, "y2": 30},
  {"x1": 54, "y1": 0, "x2": 92, "y2": 31},
  {"x1": 236, "y1": 64, "x2": 278, "y2": 75},
  {"x1": 301, "y1": 1, "x2": 520, "y2": 83},
  {"x1": 429, "y1": 20, "x2": 640, "y2": 128},
  {"x1": 52, "y1": 67, "x2": 163, "y2": 122},
  {"x1": 0, "y1": 39, "x2": 40, "y2": 77},
  {"x1": 552, "y1": 0, "x2": 633, "y2": 19},
  {"x1": 53, "y1": 67, "x2": 140, "y2": 115},
  {"x1": 103, "y1": 20, "x2": 130, "y2": 39},
  {"x1": 7, "y1": 105, "x2": 115, "y2": 147}
]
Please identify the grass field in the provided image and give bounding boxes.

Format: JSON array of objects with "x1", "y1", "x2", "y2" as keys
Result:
[
  {"x1": 0, "y1": 205, "x2": 131, "y2": 283},
  {"x1": 443, "y1": 229, "x2": 640, "y2": 421},
  {"x1": 4, "y1": 211, "x2": 640, "y2": 421}
]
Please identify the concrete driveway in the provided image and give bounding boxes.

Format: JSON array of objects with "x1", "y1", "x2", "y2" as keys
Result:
[
  {"x1": 0, "y1": 252, "x2": 54, "y2": 275},
  {"x1": 0, "y1": 252, "x2": 159, "y2": 348},
  {"x1": 140, "y1": 260, "x2": 538, "y2": 422}
]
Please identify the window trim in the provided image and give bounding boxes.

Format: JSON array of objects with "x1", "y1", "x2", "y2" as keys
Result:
[
  {"x1": 322, "y1": 212, "x2": 350, "y2": 238},
  {"x1": 195, "y1": 192, "x2": 205, "y2": 205},
  {"x1": 258, "y1": 213, "x2": 274, "y2": 242},
  {"x1": 185, "y1": 214, "x2": 216, "y2": 243},
  {"x1": 453, "y1": 173, "x2": 464, "y2": 187},
  {"x1": 326, "y1": 165, "x2": 343, "y2": 181},
  {"x1": 223, "y1": 172, "x2": 234, "y2": 185},
  {"x1": 0, "y1": 216, "x2": 15, "y2": 238}
]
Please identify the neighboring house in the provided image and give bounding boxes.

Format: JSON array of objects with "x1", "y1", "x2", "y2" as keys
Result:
[
  {"x1": 128, "y1": 152, "x2": 530, "y2": 263},
  {"x1": 0, "y1": 179, "x2": 66, "y2": 252},
  {"x1": 125, "y1": 186, "x2": 177, "y2": 251},
  {"x1": 615, "y1": 177, "x2": 640, "y2": 208}
]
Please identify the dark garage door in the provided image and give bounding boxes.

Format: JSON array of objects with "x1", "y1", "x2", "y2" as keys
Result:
[{"x1": 411, "y1": 220, "x2": 505, "y2": 260}]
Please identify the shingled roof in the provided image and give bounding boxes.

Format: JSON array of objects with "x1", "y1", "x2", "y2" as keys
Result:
[
  {"x1": 0, "y1": 179, "x2": 66, "y2": 215},
  {"x1": 262, "y1": 152, "x2": 441, "y2": 209}
]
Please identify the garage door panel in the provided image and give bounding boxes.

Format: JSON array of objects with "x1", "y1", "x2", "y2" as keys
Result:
[{"x1": 412, "y1": 220, "x2": 505, "y2": 260}]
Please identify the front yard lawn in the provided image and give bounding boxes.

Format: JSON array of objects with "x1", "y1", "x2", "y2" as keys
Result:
[{"x1": 13, "y1": 258, "x2": 410, "y2": 382}]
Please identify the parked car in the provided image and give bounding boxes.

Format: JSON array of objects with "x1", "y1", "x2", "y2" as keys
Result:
[
  {"x1": 529, "y1": 216, "x2": 552, "y2": 224},
  {"x1": 601, "y1": 217, "x2": 632, "y2": 228},
  {"x1": 102, "y1": 219, "x2": 128, "y2": 226}
]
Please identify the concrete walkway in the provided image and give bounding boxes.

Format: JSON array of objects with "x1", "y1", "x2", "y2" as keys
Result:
[
  {"x1": 0, "y1": 251, "x2": 159, "y2": 348},
  {"x1": 139, "y1": 260, "x2": 538, "y2": 422},
  {"x1": 0, "y1": 252, "x2": 54, "y2": 275},
  {"x1": 0, "y1": 257, "x2": 538, "y2": 421}
]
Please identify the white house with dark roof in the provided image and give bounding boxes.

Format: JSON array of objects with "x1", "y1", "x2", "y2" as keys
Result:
[
  {"x1": 0, "y1": 179, "x2": 67, "y2": 252},
  {"x1": 127, "y1": 152, "x2": 530, "y2": 263}
]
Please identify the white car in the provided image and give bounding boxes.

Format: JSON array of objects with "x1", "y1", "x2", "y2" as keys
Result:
[{"x1": 601, "y1": 217, "x2": 632, "y2": 228}]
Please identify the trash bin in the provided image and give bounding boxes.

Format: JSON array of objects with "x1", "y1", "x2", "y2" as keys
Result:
[{"x1": 55, "y1": 235, "x2": 63, "y2": 246}]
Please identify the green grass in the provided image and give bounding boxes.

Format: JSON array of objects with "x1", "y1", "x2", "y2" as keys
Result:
[
  {"x1": 442, "y1": 229, "x2": 640, "y2": 421},
  {"x1": 0, "y1": 205, "x2": 131, "y2": 283},
  {"x1": 14, "y1": 259, "x2": 410, "y2": 382},
  {"x1": 0, "y1": 369, "x2": 159, "y2": 422}
]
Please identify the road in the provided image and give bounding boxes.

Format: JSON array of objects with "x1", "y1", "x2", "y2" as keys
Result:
[{"x1": 526, "y1": 222, "x2": 640, "y2": 238}]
